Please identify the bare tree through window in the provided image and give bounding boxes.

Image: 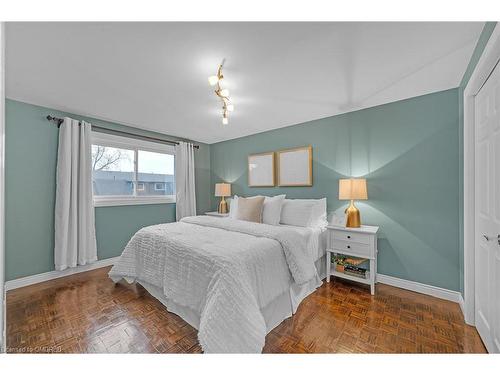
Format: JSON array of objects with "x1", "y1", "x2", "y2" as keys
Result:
[{"x1": 91, "y1": 145, "x2": 131, "y2": 171}]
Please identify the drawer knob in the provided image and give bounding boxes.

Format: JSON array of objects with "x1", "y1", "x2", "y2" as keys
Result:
[
  {"x1": 347, "y1": 245, "x2": 351, "y2": 249},
  {"x1": 347, "y1": 235, "x2": 351, "y2": 239}
]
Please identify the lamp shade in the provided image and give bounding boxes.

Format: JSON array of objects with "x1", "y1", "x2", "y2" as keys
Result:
[
  {"x1": 338, "y1": 179, "x2": 368, "y2": 200},
  {"x1": 215, "y1": 183, "x2": 231, "y2": 197}
]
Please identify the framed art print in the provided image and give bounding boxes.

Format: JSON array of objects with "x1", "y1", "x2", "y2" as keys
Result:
[
  {"x1": 277, "y1": 145, "x2": 312, "y2": 186},
  {"x1": 248, "y1": 151, "x2": 275, "y2": 187}
]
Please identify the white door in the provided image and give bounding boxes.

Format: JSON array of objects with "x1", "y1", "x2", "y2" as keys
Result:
[
  {"x1": 475, "y1": 59, "x2": 500, "y2": 353},
  {"x1": 0, "y1": 22, "x2": 4, "y2": 352}
]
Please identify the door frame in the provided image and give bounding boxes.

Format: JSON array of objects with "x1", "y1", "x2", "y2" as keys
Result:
[
  {"x1": 0, "y1": 21, "x2": 5, "y2": 351},
  {"x1": 464, "y1": 24, "x2": 500, "y2": 325}
]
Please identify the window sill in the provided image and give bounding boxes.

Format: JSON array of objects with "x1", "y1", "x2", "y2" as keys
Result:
[{"x1": 93, "y1": 196, "x2": 176, "y2": 207}]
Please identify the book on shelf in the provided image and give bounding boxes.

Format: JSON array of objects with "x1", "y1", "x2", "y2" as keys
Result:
[
  {"x1": 343, "y1": 265, "x2": 367, "y2": 278},
  {"x1": 333, "y1": 263, "x2": 370, "y2": 279},
  {"x1": 331, "y1": 255, "x2": 368, "y2": 267},
  {"x1": 344, "y1": 264, "x2": 366, "y2": 272},
  {"x1": 345, "y1": 271, "x2": 370, "y2": 279},
  {"x1": 343, "y1": 270, "x2": 368, "y2": 279}
]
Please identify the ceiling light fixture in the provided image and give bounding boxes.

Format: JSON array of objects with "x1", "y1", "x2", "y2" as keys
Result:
[{"x1": 209, "y1": 59, "x2": 233, "y2": 125}]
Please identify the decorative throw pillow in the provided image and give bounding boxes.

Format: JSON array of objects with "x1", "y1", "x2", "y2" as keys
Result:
[
  {"x1": 262, "y1": 194, "x2": 286, "y2": 225},
  {"x1": 230, "y1": 194, "x2": 286, "y2": 225},
  {"x1": 236, "y1": 196, "x2": 265, "y2": 223}
]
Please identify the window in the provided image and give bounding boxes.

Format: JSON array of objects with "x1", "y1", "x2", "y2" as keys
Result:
[
  {"x1": 154, "y1": 183, "x2": 165, "y2": 191},
  {"x1": 91, "y1": 132, "x2": 176, "y2": 206}
]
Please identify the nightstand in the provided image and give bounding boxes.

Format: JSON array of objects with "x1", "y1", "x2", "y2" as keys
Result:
[
  {"x1": 326, "y1": 225, "x2": 379, "y2": 295},
  {"x1": 205, "y1": 211, "x2": 229, "y2": 218}
]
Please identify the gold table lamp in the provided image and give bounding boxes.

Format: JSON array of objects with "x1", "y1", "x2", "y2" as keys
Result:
[
  {"x1": 215, "y1": 183, "x2": 231, "y2": 214},
  {"x1": 338, "y1": 178, "x2": 368, "y2": 228}
]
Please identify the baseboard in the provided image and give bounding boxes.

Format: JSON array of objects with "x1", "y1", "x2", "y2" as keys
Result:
[
  {"x1": 377, "y1": 273, "x2": 461, "y2": 303},
  {"x1": 5, "y1": 256, "x2": 119, "y2": 291}
]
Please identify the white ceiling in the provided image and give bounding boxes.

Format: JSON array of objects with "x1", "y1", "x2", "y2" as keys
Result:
[{"x1": 6, "y1": 22, "x2": 484, "y2": 144}]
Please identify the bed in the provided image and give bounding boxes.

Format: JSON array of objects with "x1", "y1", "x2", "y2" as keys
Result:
[{"x1": 109, "y1": 215, "x2": 327, "y2": 353}]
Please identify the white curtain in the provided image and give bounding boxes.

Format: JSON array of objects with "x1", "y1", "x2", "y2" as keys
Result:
[
  {"x1": 175, "y1": 141, "x2": 197, "y2": 220},
  {"x1": 54, "y1": 117, "x2": 97, "y2": 270}
]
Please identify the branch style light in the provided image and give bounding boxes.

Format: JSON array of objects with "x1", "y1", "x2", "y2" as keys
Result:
[{"x1": 208, "y1": 59, "x2": 234, "y2": 125}]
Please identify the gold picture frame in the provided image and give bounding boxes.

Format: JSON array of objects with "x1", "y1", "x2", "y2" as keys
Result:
[
  {"x1": 248, "y1": 151, "x2": 275, "y2": 187},
  {"x1": 276, "y1": 145, "x2": 313, "y2": 187}
]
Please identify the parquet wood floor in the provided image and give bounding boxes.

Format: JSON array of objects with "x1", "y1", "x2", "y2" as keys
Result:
[{"x1": 6, "y1": 267, "x2": 486, "y2": 353}]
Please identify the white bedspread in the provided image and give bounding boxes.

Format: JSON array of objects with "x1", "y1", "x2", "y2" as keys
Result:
[{"x1": 109, "y1": 216, "x2": 319, "y2": 353}]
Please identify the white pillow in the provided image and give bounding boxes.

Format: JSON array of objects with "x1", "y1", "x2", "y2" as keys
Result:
[
  {"x1": 310, "y1": 198, "x2": 328, "y2": 228},
  {"x1": 280, "y1": 198, "x2": 327, "y2": 228},
  {"x1": 229, "y1": 195, "x2": 239, "y2": 219},
  {"x1": 262, "y1": 194, "x2": 286, "y2": 225},
  {"x1": 229, "y1": 194, "x2": 286, "y2": 225}
]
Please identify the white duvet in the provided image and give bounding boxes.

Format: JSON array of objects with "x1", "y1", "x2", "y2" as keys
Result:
[{"x1": 109, "y1": 215, "x2": 319, "y2": 353}]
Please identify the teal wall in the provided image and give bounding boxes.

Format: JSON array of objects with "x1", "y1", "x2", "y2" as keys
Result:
[
  {"x1": 211, "y1": 89, "x2": 461, "y2": 291},
  {"x1": 5, "y1": 99, "x2": 211, "y2": 280},
  {"x1": 457, "y1": 22, "x2": 497, "y2": 295}
]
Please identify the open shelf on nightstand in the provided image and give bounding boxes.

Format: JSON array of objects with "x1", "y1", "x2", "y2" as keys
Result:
[{"x1": 330, "y1": 270, "x2": 371, "y2": 285}]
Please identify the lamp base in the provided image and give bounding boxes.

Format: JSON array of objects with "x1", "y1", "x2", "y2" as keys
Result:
[
  {"x1": 345, "y1": 200, "x2": 361, "y2": 228},
  {"x1": 218, "y1": 197, "x2": 228, "y2": 214}
]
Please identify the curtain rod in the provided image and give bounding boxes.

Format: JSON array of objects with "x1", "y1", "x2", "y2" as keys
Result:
[{"x1": 46, "y1": 115, "x2": 199, "y2": 149}]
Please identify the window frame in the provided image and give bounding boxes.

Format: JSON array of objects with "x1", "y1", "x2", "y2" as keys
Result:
[{"x1": 91, "y1": 131, "x2": 176, "y2": 207}]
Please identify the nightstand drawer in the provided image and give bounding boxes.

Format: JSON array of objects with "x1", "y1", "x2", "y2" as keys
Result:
[
  {"x1": 333, "y1": 240, "x2": 372, "y2": 258},
  {"x1": 332, "y1": 231, "x2": 371, "y2": 245}
]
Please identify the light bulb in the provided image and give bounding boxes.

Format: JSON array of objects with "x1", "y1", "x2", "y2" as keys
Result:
[
  {"x1": 208, "y1": 75, "x2": 219, "y2": 86},
  {"x1": 222, "y1": 117, "x2": 229, "y2": 125},
  {"x1": 220, "y1": 88, "x2": 229, "y2": 97},
  {"x1": 227, "y1": 103, "x2": 234, "y2": 112}
]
